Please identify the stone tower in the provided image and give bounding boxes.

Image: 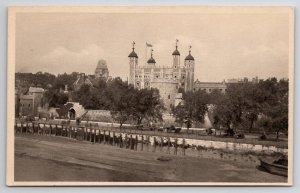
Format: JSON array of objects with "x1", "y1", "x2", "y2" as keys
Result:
[
  {"x1": 128, "y1": 41, "x2": 138, "y2": 85},
  {"x1": 172, "y1": 39, "x2": 180, "y2": 69},
  {"x1": 95, "y1": 59, "x2": 109, "y2": 79},
  {"x1": 184, "y1": 46, "x2": 195, "y2": 91}
]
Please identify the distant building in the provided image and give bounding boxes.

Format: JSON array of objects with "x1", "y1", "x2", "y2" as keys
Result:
[
  {"x1": 174, "y1": 93, "x2": 183, "y2": 106},
  {"x1": 193, "y1": 80, "x2": 227, "y2": 93},
  {"x1": 194, "y1": 77, "x2": 260, "y2": 94},
  {"x1": 128, "y1": 40, "x2": 195, "y2": 111},
  {"x1": 73, "y1": 73, "x2": 93, "y2": 91},
  {"x1": 19, "y1": 87, "x2": 45, "y2": 117},
  {"x1": 226, "y1": 76, "x2": 260, "y2": 84},
  {"x1": 95, "y1": 59, "x2": 109, "y2": 79}
]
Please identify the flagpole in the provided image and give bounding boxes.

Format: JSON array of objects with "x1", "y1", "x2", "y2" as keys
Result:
[{"x1": 145, "y1": 42, "x2": 147, "y2": 65}]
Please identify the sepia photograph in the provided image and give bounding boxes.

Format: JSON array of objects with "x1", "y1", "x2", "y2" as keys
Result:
[{"x1": 6, "y1": 6, "x2": 294, "y2": 186}]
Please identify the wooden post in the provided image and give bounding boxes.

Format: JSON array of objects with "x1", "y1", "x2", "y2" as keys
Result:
[
  {"x1": 147, "y1": 136, "x2": 150, "y2": 152},
  {"x1": 39, "y1": 123, "x2": 42, "y2": 135},
  {"x1": 20, "y1": 123, "x2": 23, "y2": 134},
  {"x1": 174, "y1": 138, "x2": 178, "y2": 155},
  {"x1": 119, "y1": 134, "x2": 122, "y2": 148},
  {"x1": 167, "y1": 137, "x2": 170, "y2": 154},
  {"x1": 108, "y1": 131, "x2": 111, "y2": 145},
  {"x1": 32, "y1": 123, "x2": 35, "y2": 135},
  {"x1": 135, "y1": 135, "x2": 138, "y2": 151},
  {"x1": 99, "y1": 130, "x2": 102, "y2": 144},
  {"x1": 65, "y1": 126, "x2": 68, "y2": 137},
  {"x1": 26, "y1": 122, "x2": 29, "y2": 134},
  {"x1": 55, "y1": 124, "x2": 57, "y2": 136},
  {"x1": 161, "y1": 137, "x2": 163, "y2": 152},
  {"x1": 125, "y1": 134, "x2": 128, "y2": 148},
  {"x1": 130, "y1": 135, "x2": 133, "y2": 150},
  {"x1": 182, "y1": 139, "x2": 186, "y2": 156},
  {"x1": 49, "y1": 124, "x2": 52, "y2": 136},
  {"x1": 153, "y1": 137, "x2": 156, "y2": 153},
  {"x1": 89, "y1": 129, "x2": 92, "y2": 142},
  {"x1": 141, "y1": 135, "x2": 144, "y2": 151},
  {"x1": 61, "y1": 125, "x2": 63, "y2": 136},
  {"x1": 83, "y1": 127, "x2": 86, "y2": 141},
  {"x1": 93, "y1": 129, "x2": 96, "y2": 143},
  {"x1": 113, "y1": 132, "x2": 115, "y2": 146},
  {"x1": 43, "y1": 123, "x2": 46, "y2": 135},
  {"x1": 103, "y1": 130, "x2": 106, "y2": 144}
]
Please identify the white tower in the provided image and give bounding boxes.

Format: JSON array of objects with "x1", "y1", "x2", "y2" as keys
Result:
[
  {"x1": 184, "y1": 46, "x2": 195, "y2": 91},
  {"x1": 172, "y1": 39, "x2": 180, "y2": 69},
  {"x1": 128, "y1": 41, "x2": 138, "y2": 85}
]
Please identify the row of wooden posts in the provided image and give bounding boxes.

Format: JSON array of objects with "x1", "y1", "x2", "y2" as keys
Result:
[{"x1": 15, "y1": 122, "x2": 186, "y2": 156}]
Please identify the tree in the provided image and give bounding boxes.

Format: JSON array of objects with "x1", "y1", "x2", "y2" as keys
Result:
[
  {"x1": 72, "y1": 84, "x2": 95, "y2": 109},
  {"x1": 54, "y1": 72, "x2": 79, "y2": 91},
  {"x1": 110, "y1": 86, "x2": 137, "y2": 128},
  {"x1": 44, "y1": 89, "x2": 69, "y2": 108},
  {"x1": 260, "y1": 78, "x2": 289, "y2": 140},
  {"x1": 211, "y1": 78, "x2": 289, "y2": 138},
  {"x1": 131, "y1": 88, "x2": 165, "y2": 126},
  {"x1": 172, "y1": 90, "x2": 209, "y2": 132},
  {"x1": 211, "y1": 96, "x2": 236, "y2": 136}
]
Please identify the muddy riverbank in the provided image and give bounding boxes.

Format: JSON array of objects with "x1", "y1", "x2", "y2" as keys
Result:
[{"x1": 14, "y1": 134, "x2": 287, "y2": 182}]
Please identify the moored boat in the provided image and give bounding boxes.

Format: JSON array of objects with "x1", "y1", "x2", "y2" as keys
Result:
[{"x1": 259, "y1": 156, "x2": 288, "y2": 177}]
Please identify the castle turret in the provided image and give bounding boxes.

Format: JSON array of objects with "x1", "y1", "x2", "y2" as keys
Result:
[
  {"x1": 172, "y1": 39, "x2": 180, "y2": 69},
  {"x1": 184, "y1": 46, "x2": 195, "y2": 91},
  {"x1": 128, "y1": 41, "x2": 138, "y2": 85},
  {"x1": 147, "y1": 49, "x2": 156, "y2": 65},
  {"x1": 95, "y1": 59, "x2": 109, "y2": 79}
]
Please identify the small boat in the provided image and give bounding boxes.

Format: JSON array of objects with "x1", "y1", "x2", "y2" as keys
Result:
[{"x1": 259, "y1": 156, "x2": 288, "y2": 177}]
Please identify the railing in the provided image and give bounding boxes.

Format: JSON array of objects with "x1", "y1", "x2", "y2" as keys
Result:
[{"x1": 14, "y1": 119, "x2": 288, "y2": 149}]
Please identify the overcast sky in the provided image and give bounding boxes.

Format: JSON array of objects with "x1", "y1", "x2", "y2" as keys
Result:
[{"x1": 15, "y1": 9, "x2": 291, "y2": 82}]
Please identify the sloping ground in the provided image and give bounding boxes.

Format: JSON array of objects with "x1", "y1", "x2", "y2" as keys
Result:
[{"x1": 14, "y1": 134, "x2": 287, "y2": 183}]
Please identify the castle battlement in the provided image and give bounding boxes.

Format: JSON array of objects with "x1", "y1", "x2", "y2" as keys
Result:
[{"x1": 128, "y1": 41, "x2": 195, "y2": 111}]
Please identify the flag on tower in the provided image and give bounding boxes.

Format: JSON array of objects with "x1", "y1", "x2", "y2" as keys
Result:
[{"x1": 146, "y1": 42, "x2": 153, "y2": 47}]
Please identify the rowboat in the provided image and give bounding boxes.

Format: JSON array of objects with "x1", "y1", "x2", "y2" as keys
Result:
[{"x1": 259, "y1": 156, "x2": 288, "y2": 177}]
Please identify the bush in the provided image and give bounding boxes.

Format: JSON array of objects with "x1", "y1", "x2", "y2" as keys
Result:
[
  {"x1": 259, "y1": 133, "x2": 267, "y2": 140},
  {"x1": 235, "y1": 133, "x2": 245, "y2": 139}
]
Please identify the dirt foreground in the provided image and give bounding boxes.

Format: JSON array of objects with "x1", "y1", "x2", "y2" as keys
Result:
[{"x1": 14, "y1": 134, "x2": 287, "y2": 183}]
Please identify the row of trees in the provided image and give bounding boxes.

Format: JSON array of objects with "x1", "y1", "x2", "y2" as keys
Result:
[
  {"x1": 16, "y1": 72, "x2": 288, "y2": 139},
  {"x1": 16, "y1": 72, "x2": 165, "y2": 128},
  {"x1": 172, "y1": 78, "x2": 289, "y2": 139},
  {"x1": 73, "y1": 78, "x2": 165, "y2": 128},
  {"x1": 16, "y1": 72, "x2": 86, "y2": 108},
  {"x1": 15, "y1": 72, "x2": 80, "y2": 90}
]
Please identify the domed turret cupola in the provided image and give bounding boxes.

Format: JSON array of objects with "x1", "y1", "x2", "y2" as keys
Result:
[
  {"x1": 172, "y1": 39, "x2": 180, "y2": 68},
  {"x1": 185, "y1": 45, "x2": 194, "y2": 61},
  {"x1": 147, "y1": 49, "x2": 156, "y2": 64},
  {"x1": 172, "y1": 39, "x2": 180, "y2": 56},
  {"x1": 128, "y1": 41, "x2": 138, "y2": 58}
]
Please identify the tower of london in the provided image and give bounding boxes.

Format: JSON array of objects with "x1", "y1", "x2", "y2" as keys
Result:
[{"x1": 128, "y1": 40, "x2": 195, "y2": 111}]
